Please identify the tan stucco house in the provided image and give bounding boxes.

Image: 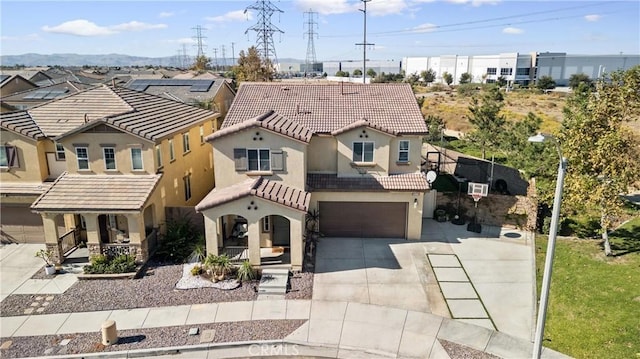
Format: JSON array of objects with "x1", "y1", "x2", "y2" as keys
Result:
[
  {"x1": 196, "y1": 83, "x2": 430, "y2": 271},
  {"x1": 1, "y1": 85, "x2": 219, "y2": 263}
]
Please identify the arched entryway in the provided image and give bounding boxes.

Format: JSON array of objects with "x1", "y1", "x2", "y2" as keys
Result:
[{"x1": 259, "y1": 215, "x2": 290, "y2": 265}]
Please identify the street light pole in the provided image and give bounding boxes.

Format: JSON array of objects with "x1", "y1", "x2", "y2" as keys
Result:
[{"x1": 528, "y1": 134, "x2": 568, "y2": 359}]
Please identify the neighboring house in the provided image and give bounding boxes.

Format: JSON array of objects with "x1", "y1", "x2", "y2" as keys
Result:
[
  {"x1": 0, "y1": 75, "x2": 38, "y2": 96},
  {"x1": 0, "y1": 69, "x2": 54, "y2": 86},
  {"x1": 123, "y1": 79, "x2": 236, "y2": 124},
  {"x1": 0, "y1": 81, "x2": 93, "y2": 111},
  {"x1": 423, "y1": 143, "x2": 528, "y2": 195},
  {"x1": 1, "y1": 85, "x2": 220, "y2": 263},
  {"x1": 196, "y1": 83, "x2": 430, "y2": 270}
]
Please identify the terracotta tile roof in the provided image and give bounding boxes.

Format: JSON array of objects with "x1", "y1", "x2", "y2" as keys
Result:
[
  {"x1": 0, "y1": 111, "x2": 44, "y2": 139},
  {"x1": 0, "y1": 181, "x2": 51, "y2": 195},
  {"x1": 331, "y1": 119, "x2": 397, "y2": 137},
  {"x1": 196, "y1": 177, "x2": 310, "y2": 213},
  {"x1": 223, "y1": 83, "x2": 428, "y2": 135},
  {"x1": 31, "y1": 172, "x2": 161, "y2": 212},
  {"x1": 307, "y1": 173, "x2": 430, "y2": 192},
  {"x1": 206, "y1": 110, "x2": 313, "y2": 144}
]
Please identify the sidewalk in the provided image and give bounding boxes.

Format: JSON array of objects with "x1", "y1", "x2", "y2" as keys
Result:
[{"x1": 0, "y1": 299, "x2": 568, "y2": 359}]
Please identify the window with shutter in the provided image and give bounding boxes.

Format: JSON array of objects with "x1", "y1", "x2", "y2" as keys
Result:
[
  {"x1": 271, "y1": 150, "x2": 284, "y2": 171},
  {"x1": 233, "y1": 148, "x2": 247, "y2": 171},
  {"x1": 0, "y1": 146, "x2": 19, "y2": 168}
]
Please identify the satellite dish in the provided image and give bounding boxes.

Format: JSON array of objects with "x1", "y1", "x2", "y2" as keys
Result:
[{"x1": 426, "y1": 170, "x2": 437, "y2": 184}]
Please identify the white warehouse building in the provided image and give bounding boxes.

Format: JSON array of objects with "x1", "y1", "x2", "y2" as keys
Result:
[{"x1": 403, "y1": 52, "x2": 639, "y2": 86}]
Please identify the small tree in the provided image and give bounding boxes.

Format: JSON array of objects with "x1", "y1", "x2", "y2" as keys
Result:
[
  {"x1": 497, "y1": 75, "x2": 507, "y2": 87},
  {"x1": 406, "y1": 72, "x2": 420, "y2": 86},
  {"x1": 421, "y1": 69, "x2": 436, "y2": 85},
  {"x1": 467, "y1": 86, "x2": 505, "y2": 159},
  {"x1": 232, "y1": 46, "x2": 274, "y2": 82},
  {"x1": 459, "y1": 72, "x2": 472, "y2": 84},
  {"x1": 442, "y1": 72, "x2": 453, "y2": 86},
  {"x1": 568, "y1": 73, "x2": 592, "y2": 90},
  {"x1": 536, "y1": 75, "x2": 556, "y2": 90},
  {"x1": 190, "y1": 55, "x2": 211, "y2": 72},
  {"x1": 424, "y1": 115, "x2": 445, "y2": 143},
  {"x1": 366, "y1": 68, "x2": 377, "y2": 78},
  {"x1": 353, "y1": 69, "x2": 363, "y2": 76}
]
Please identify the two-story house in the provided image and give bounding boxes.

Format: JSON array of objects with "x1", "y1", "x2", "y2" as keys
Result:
[
  {"x1": 196, "y1": 83, "x2": 430, "y2": 271},
  {"x1": 1, "y1": 85, "x2": 219, "y2": 263}
]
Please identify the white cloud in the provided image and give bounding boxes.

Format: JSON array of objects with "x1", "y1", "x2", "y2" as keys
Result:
[
  {"x1": 111, "y1": 21, "x2": 167, "y2": 31},
  {"x1": 293, "y1": 0, "x2": 357, "y2": 15},
  {"x1": 1, "y1": 33, "x2": 40, "y2": 41},
  {"x1": 584, "y1": 14, "x2": 601, "y2": 22},
  {"x1": 502, "y1": 27, "x2": 523, "y2": 34},
  {"x1": 206, "y1": 10, "x2": 252, "y2": 23},
  {"x1": 412, "y1": 23, "x2": 437, "y2": 33},
  {"x1": 168, "y1": 37, "x2": 197, "y2": 45},
  {"x1": 446, "y1": 0, "x2": 500, "y2": 6},
  {"x1": 42, "y1": 19, "x2": 167, "y2": 36},
  {"x1": 369, "y1": 0, "x2": 409, "y2": 16},
  {"x1": 42, "y1": 20, "x2": 116, "y2": 36},
  {"x1": 159, "y1": 12, "x2": 174, "y2": 18}
]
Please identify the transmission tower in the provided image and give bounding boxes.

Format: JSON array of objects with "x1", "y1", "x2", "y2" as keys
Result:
[
  {"x1": 355, "y1": 0, "x2": 374, "y2": 84},
  {"x1": 304, "y1": 9, "x2": 318, "y2": 73},
  {"x1": 244, "y1": 0, "x2": 284, "y2": 65},
  {"x1": 192, "y1": 25, "x2": 207, "y2": 58},
  {"x1": 231, "y1": 42, "x2": 236, "y2": 65},
  {"x1": 181, "y1": 44, "x2": 190, "y2": 69},
  {"x1": 212, "y1": 48, "x2": 218, "y2": 70},
  {"x1": 221, "y1": 45, "x2": 227, "y2": 69}
]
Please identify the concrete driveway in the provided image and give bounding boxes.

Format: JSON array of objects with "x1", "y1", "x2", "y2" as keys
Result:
[
  {"x1": 312, "y1": 237, "x2": 432, "y2": 313},
  {"x1": 312, "y1": 219, "x2": 536, "y2": 341}
]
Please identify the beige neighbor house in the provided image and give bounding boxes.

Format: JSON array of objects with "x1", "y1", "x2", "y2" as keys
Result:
[
  {"x1": 196, "y1": 83, "x2": 430, "y2": 271},
  {"x1": 1, "y1": 85, "x2": 219, "y2": 264}
]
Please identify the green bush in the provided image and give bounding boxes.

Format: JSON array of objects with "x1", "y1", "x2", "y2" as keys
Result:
[
  {"x1": 153, "y1": 217, "x2": 200, "y2": 263},
  {"x1": 560, "y1": 216, "x2": 600, "y2": 238},
  {"x1": 236, "y1": 260, "x2": 256, "y2": 282},
  {"x1": 84, "y1": 254, "x2": 136, "y2": 274}
]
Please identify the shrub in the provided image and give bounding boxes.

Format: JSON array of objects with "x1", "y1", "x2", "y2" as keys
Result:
[
  {"x1": 83, "y1": 254, "x2": 136, "y2": 274},
  {"x1": 153, "y1": 217, "x2": 200, "y2": 263},
  {"x1": 191, "y1": 264, "x2": 203, "y2": 276},
  {"x1": 236, "y1": 260, "x2": 256, "y2": 282}
]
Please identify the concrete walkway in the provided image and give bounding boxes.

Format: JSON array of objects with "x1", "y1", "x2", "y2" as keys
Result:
[{"x1": 0, "y1": 300, "x2": 568, "y2": 359}]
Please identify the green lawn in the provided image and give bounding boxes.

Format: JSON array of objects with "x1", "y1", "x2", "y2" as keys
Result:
[{"x1": 535, "y1": 231, "x2": 640, "y2": 358}]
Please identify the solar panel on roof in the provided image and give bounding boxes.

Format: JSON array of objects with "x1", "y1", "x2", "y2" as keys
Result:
[
  {"x1": 0, "y1": 74, "x2": 10, "y2": 84},
  {"x1": 24, "y1": 90, "x2": 52, "y2": 99}
]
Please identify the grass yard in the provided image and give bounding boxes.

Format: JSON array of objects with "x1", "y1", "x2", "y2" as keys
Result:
[{"x1": 535, "y1": 225, "x2": 640, "y2": 358}]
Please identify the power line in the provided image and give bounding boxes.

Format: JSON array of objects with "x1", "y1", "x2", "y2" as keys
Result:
[
  {"x1": 244, "y1": 0, "x2": 284, "y2": 65},
  {"x1": 304, "y1": 9, "x2": 318, "y2": 72}
]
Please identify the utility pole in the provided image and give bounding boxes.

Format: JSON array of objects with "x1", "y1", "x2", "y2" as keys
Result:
[
  {"x1": 231, "y1": 42, "x2": 236, "y2": 66},
  {"x1": 221, "y1": 45, "x2": 227, "y2": 70},
  {"x1": 245, "y1": 0, "x2": 284, "y2": 67},
  {"x1": 355, "y1": 0, "x2": 374, "y2": 84},
  {"x1": 304, "y1": 9, "x2": 318, "y2": 74},
  {"x1": 212, "y1": 48, "x2": 218, "y2": 71},
  {"x1": 192, "y1": 25, "x2": 207, "y2": 58}
]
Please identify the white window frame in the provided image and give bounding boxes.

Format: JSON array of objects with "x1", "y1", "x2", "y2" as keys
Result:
[
  {"x1": 103, "y1": 147, "x2": 116, "y2": 170},
  {"x1": 131, "y1": 148, "x2": 143, "y2": 171},
  {"x1": 486, "y1": 67, "x2": 497, "y2": 75},
  {"x1": 352, "y1": 141, "x2": 374, "y2": 163},
  {"x1": 168, "y1": 139, "x2": 175, "y2": 161},
  {"x1": 247, "y1": 148, "x2": 271, "y2": 171},
  {"x1": 55, "y1": 142, "x2": 66, "y2": 161},
  {"x1": 184, "y1": 174, "x2": 192, "y2": 201},
  {"x1": 76, "y1": 147, "x2": 89, "y2": 170},
  {"x1": 398, "y1": 140, "x2": 410, "y2": 163},
  {"x1": 182, "y1": 132, "x2": 190, "y2": 154},
  {"x1": 155, "y1": 144, "x2": 163, "y2": 168},
  {"x1": 199, "y1": 125, "x2": 205, "y2": 144},
  {"x1": 262, "y1": 216, "x2": 270, "y2": 232}
]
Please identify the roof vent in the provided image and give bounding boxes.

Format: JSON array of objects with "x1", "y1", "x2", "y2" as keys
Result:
[{"x1": 281, "y1": 86, "x2": 290, "y2": 91}]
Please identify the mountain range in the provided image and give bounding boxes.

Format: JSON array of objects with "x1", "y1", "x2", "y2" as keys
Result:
[{"x1": 0, "y1": 53, "x2": 304, "y2": 67}]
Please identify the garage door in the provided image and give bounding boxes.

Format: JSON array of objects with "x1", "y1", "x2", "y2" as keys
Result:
[
  {"x1": 0, "y1": 204, "x2": 46, "y2": 243},
  {"x1": 319, "y1": 202, "x2": 407, "y2": 238}
]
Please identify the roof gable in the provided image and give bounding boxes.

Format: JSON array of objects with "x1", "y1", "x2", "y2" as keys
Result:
[
  {"x1": 223, "y1": 83, "x2": 428, "y2": 135},
  {"x1": 206, "y1": 110, "x2": 313, "y2": 144},
  {"x1": 0, "y1": 111, "x2": 44, "y2": 140}
]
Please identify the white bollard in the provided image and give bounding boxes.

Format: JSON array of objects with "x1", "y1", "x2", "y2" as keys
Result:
[{"x1": 101, "y1": 320, "x2": 118, "y2": 346}]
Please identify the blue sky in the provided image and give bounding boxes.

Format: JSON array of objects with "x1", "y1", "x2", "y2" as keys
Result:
[{"x1": 1, "y1": 0, "x2": 638, "y2": 62}]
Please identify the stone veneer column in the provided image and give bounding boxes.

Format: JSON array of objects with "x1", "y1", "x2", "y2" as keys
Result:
[
  {"x1": 247, "y1": 221, "x2": 261, "y2": 267},
  {"x1": 83, "y1": 214, "x2": 101, "y2": 259},
  {"x1": 126, "y1": 213, "x2": 148, "y2": 262},
  {"x1": 41, "y1": 213, "x2": 63, "y2": 265}
]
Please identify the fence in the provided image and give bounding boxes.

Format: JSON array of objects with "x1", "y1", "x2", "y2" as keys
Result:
[
  {"x1": 223, "y1": 246, "x2": 249, "y2": 264},
  {"x1": 59, "y1": 228, "x2": 79, "y2": 256}
]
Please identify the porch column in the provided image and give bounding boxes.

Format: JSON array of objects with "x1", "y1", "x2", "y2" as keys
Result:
[
  {"x1": 83, "y1": 214, "x2": 101, "y2": 258},
  {"x1": 41, "y1": 213, "x2": 63, "y2": 265},
  {"x1": 126, "y1": 213, "x2": 147, "y2": 262},
  {"x1": 203, "y1": 214, "x2": 219, "y2": 256},
  {"x1": 290, "y1": 213, "x2": 305, "y2": 272},
  {"x1": 247, "y1": 221, "x2": 261, "y2": 267}
]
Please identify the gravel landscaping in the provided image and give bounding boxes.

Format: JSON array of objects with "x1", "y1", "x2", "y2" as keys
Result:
[
  {"x1": 1, "y1": 261, "x2": 314, "y2": 317},
  {"x1": 440, "y1": 339, "x2": 501, "y2": 359},
  {"x1": 0, "y1": 320, "x2": 305, "y2": 359}
]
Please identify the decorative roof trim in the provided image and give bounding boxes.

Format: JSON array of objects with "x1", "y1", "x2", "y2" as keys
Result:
[
  {"x1": 205, "y1": 110, "x2": 313, "y2": 144},
  {"x1": 330, "y1": 119, "x2": 398, "y2": 137}
]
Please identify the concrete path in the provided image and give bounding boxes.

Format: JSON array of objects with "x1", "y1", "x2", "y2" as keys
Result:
[
  {"x1": 0, "y1": 243, "x2": 79, "y2": 303},
  {"x1": 0, "y1": 300, "x2": 568, "y2": 359}
]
